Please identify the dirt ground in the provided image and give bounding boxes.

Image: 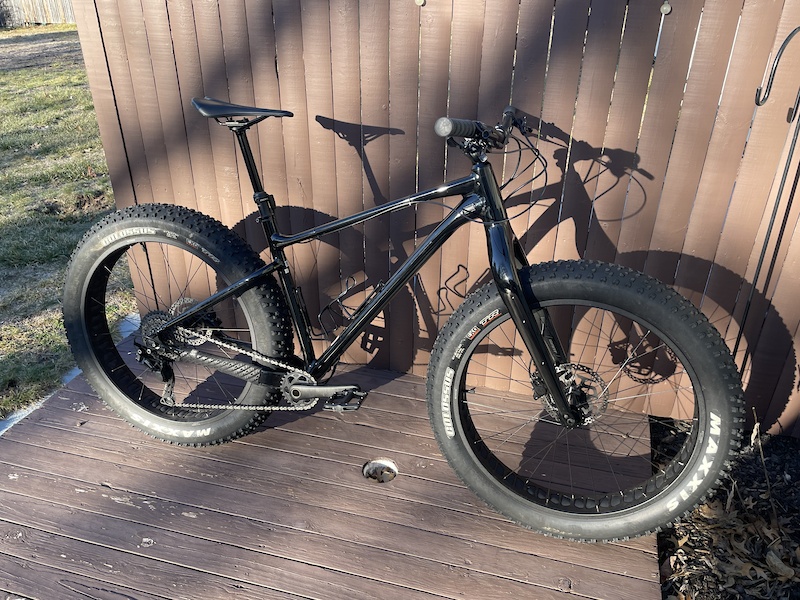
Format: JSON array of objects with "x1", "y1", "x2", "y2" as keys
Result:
[{"x1": 0, "y1": 27, "x2": 83, "y2": 71}]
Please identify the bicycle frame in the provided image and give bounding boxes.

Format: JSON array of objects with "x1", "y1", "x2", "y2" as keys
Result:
[
  {"x1": 158, "y1": 121, "x2": 578, "y2": 427},
  {"x1": 270, "y1": 176, "x2": 480, "y2": 379}
]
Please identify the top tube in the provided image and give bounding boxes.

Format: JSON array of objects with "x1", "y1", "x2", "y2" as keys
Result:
[{"x1": 271, "y1": 174, "x2": 479, "y2": 249}]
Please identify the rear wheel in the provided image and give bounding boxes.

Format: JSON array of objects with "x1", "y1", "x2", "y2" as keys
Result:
[
  {"x1": 63, "y1": 204, "x2": 293, "y2": 445},
  {"x1": 427, "y1": 260, "x2": 743, "y2": 541}
]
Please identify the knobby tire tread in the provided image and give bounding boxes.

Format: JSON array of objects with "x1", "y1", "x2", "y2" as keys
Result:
[
  {"x1": 64, "y1": 204, "x2": 293, "y2": 447},
  {"x1": 426, "y1": 260, "x2": 744, "y2": 541}
]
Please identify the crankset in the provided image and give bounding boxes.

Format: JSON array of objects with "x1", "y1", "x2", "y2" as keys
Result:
[
  {"x1": 286, "y1": 382, "x2": 367, "y2": 412},
  {"x1": 158, "y1": 377, "x2": 367, "y2": 413}
]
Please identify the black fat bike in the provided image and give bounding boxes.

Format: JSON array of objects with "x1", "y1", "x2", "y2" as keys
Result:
[{"x1": 63, "y1": 99, "x2": 744, "y2": 541}]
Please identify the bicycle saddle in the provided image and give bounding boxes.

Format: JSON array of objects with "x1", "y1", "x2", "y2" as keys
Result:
[{"x1": 192, "y1": 97, "x2": 293, "y2": 119}]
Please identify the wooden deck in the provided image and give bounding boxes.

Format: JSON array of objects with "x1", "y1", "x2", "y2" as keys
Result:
[{"x1": 0, "y1": 367, "x2": 661, "y2": 599}]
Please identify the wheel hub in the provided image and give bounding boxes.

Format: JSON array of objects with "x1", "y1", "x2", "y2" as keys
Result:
[{"x1": 532, "y1": 363, "x2": 609, "y2": 426}]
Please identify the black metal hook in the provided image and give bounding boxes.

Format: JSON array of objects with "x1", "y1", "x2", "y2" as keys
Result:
[
  {"x1": 755, "y1": 26, "x2": 800, "y2": 122},
  {"x1": 738, "y1": 27, "x2": 800, "y2": 368}
]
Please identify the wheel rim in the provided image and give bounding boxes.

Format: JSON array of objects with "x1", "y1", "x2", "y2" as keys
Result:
[
  {"x1": 453, "y1": 302, "x2": 701, "y2": 515},
  {"x1": 80, "y1": 238, "x2": 264, "y2": 422}
]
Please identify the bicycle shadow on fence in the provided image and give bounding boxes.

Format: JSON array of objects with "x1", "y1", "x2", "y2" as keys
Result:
[
  {"x1": 233, "y1": 116, "x2": 797, "y2": 436},
  {"x1": 314, "y1": 115, "x2": 404, "y2": 205}
]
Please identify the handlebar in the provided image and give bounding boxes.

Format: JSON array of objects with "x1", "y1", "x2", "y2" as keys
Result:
[{"x1": 434, "y1": 106, "x2": 518, "y2": 147}]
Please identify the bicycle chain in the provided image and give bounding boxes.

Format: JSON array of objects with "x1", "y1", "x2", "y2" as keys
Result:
[{"x1": 159, "y1": 327, "x2": 318, "y2": 412}]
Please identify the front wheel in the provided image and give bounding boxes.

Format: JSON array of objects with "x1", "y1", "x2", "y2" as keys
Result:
[{"x1": 426, "y1": 260, "x2": 744, "y2": 541}]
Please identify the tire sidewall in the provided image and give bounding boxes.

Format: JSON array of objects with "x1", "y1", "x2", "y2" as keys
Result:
[
  {"x1": 427, "y1": 262, "x2": 739, "y2": 540},
  {"x1": 63, "y1": 207, "x2": 281, "y2": 445}
]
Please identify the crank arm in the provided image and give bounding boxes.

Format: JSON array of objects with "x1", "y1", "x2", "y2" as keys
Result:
[
  {"x1": 287, "y1": 384, "x2": 367, "y2": 412},
  {"x1": 288, "y1": 383, "x2": 363, "y2": 400}
]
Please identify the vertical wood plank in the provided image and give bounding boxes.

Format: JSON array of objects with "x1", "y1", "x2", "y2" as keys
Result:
[
  {"x1": 167, "y1": 0, "x2": 223, "y2": 222},
  {"x1": 298, "y1": 0, "x2": 338, "y2": 346},
  {"x1": 645, "y1": 0, "x2": 743, "y2": 287},
  {"x1": 735, "y1": 130, "x2": 800, "y2": 418},
  {"x1": 440, "y1": 0, "x2": 485, "y2": 310},
  {"x1": 273, "y1": 0, "x2": 320, "y2": 361},
  {"x1": 694, "y1": 0, "x2": 791, "y2": 408},
  {"x1": 73, "y1": 0, "x2": 136, "y2": 207},
  {"x1": 751, "y1": 207, "x2": 800, "y2": 434},
  {"x1": 193, "y1": 0, "x2": 246, "y2": 231},
  {"x1": 359, "y1": 0, "x2": 391, "y2": 369},
  {"x1": 245, "y1": 0, "x2": 291, "y2": 248},
  {"x1": 614, "y1": 0, "x2": 705, "y2": 270},
  {"x1": 218, "y1": 0, "x2": 259, "y2": 239},
  {"x1": 387, "y1": 3, "x2": 420, "y2": 373},
  {"x1": 582, "y1": 0, "x2": 661, "y2": 264},
  {"x1": 412, "y1": 0, "x2": 452, "y2": 376},
  {"x1": 94, "y1": 0, "x2": 154, "y2": 207},
  {"x1": 140, "y1": 0, "x2": 197, "y2": 211},
  {"x1": 673, "y1": 0, "x2": 782, "y2": 310},
  {"x1": 510, "y1": 0, "x2": 554, "y2": 264},
  {"x1": 534, "y1": 0, "x2": 590, "y2": 264},
  {"x1": 116, "y1": 0, "x2": 174, "y2": 206},
  {"x1": 330, "y1": 0, "x2": 368, "y2": 365},
  {"x1": 556, "y1": 1, "x2": 627, "y2": 262},
  {"x1": 467, "y1": 0, "x2": 520, "y2": 279},
  {"x1": 732, "y1": 0, "x2": 800, "y2": 427},
  {"x1": 472, "y1": 0, "x2": 522, "y2": 386}
]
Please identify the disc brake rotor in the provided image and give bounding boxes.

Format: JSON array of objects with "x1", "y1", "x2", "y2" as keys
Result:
[
  {"x1": 532, "y1": 363, "x2": 609, "y2": 425},
  {"x1": 168, "y1": 298, "x2": 217, "y2": 346}
]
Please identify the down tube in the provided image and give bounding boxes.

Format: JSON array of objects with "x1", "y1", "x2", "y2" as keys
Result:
[{"x1": 309, "y1": 193, "x2": 485, "y2": 379}]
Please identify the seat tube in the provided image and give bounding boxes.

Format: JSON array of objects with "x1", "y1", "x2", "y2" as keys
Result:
[{"x1": 477, "y1": 162, "x2": 578, "y2": 429}]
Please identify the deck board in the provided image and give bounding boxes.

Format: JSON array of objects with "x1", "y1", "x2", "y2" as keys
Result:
[{"x1": 0, "y1": 367, "x2": 661, "y2": 599}]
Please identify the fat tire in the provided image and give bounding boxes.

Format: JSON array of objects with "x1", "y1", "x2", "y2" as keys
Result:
[
  {"x1": 426, "y1": 260, "x2": 744, "y2": 541},
  {"x1": 63, "y1": 204, "x2": 293, "y2": 446}
]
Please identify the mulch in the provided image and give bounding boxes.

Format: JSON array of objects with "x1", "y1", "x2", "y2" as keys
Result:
[{"x1": 659, "y1": 432, "x2": 800, "y2": 599}]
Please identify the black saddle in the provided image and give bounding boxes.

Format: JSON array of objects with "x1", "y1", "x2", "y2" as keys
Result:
[{"x1": 192, "y1": 97, "x2": 293, "y2": 120}]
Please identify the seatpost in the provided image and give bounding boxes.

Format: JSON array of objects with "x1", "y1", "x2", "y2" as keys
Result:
[
  {"x1": 232, "y1": 126, "x2": 265, "y2": 195},
  {"x1": 230, "y1": 124, "x2": 318, "y2": 366}
]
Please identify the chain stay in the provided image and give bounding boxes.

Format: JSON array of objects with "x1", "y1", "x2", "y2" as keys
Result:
[{"x1": 160, "y1": 326, "x2": 317, "y2": 412}]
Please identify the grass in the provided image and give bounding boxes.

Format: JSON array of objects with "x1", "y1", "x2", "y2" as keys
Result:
[{"x1": 0, "y1": 24, "x2": 114, "y2": 416}]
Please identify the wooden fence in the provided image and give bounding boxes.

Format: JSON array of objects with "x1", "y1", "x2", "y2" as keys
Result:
[
  {"x1": 3, "y1": 0, "x2": 74, "y2": 25},
  {"x1": 73, "y1": 0, "x2": 800, "y2": 437}
]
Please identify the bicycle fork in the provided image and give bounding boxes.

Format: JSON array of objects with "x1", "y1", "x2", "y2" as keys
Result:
[{"x1": 476, "y1": 162, "x2": 579, "y2": 429}]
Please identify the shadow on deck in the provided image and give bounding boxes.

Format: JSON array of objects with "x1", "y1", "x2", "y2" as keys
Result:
[{"x1": 0, "y1": 366, "x2": 661, "y2": 599}]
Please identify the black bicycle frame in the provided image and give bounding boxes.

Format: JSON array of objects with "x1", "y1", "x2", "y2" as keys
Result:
[
  {"x1": 159, "y1": 122, "x2": 577, "y2": 427},
  {"x1": 270, "y1": 176, "x2": 480, "y2": 379}
]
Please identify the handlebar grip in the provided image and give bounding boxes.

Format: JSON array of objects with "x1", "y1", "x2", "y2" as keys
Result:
[{"x1": 434, "y1": 117, "x2": 480, "y2": 138}]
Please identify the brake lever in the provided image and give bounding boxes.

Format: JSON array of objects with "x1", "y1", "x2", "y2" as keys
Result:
[{"x1": 516, "y1": 116, "x2": 534, "y2": 136}]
